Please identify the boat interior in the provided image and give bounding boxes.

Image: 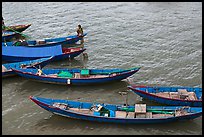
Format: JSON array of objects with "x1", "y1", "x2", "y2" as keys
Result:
[
  {"x1": 151, "y1": 89, "x2": 200, "y2": 100},
  {"x1": 51, "y1": 103, "x2": 190, "y2": 119},
  {"x1": 41, "y1": 69, "x2": 116, "y2": 79}
]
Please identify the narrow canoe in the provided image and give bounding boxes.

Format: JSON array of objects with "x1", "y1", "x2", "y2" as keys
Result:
[
  {"x1": 2, "y1": 44, "x2": 86, "y2": 62},
  {"x1": 3, "y1": 24, "x2": 32, "y2": 32},
  {"x1": 29, "y1": 96, "x2": 202, "y2": 124},
  {"x1": 11, "y1": 67, "x2": 141, "y2": 85},
  {"x1": 128, "y1": 85, "x2": 202, "y2": 107},
  {"x1": 44, "y1": 33, "x2": 87, "y2": 46},
  {"x1": 1, "y1": 33, "x2": 87, "y2": 47},
  {"x1": 2, "y1": 57, "x2": 53, "y2": 78}
]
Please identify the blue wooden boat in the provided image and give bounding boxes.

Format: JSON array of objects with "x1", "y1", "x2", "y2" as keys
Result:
[
  {"x1": 44, "y1": 33, "x2": 87, "y2": 46},
  {"x1": 29, "y1": 96, "x2": 202, "y2": 124},
  {"x1": 128, "y1": 85, "x2": 202, "y2": 107},
  {"x1": 2, "y1": 57, "x2": 53, "y2": 78},
  {"x1": 2, "y1": 44, "x2": 86, "y2": 62},
  {"x1": 2, "y1": 31, "x2": 18, "y2": 41},
  {"x1": 11, "y1": 67, "x2": 141, "y2": 85},
  {"x1": 1, "y1": 33, "x2": 87, "y2": 47}
]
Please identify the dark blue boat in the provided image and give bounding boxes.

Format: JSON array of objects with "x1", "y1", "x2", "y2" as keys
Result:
[
  {"x1": 2, "y1": 44, "x2": 86, "y2": 62},
  {"x1": 128, "y1": 85, "x2": 202, "y2": 107},
  {"x1": 2, "y1": 31, "x2": 18, "y2": 41},
  {"x1": 44, "y1": 33, "x2": 87, "y2": 46},
  {"x1": 30, "y1": 96, "x2": 202, "y2": 124},
  {"x1": 2, "y1": 33, "x2": 87, "y2": 47},
  {"x1": 2, "y1": 57, "x2": 53, "y2": 78},
  {"x1": 11, "y1": 67, "x2": 141, "y2": 85}
]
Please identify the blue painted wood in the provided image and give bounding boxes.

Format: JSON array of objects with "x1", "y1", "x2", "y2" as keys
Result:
[
  {"x1": 29, "y1": 96, "x2": 202, "y2": 124},
  {"x1": 1, "y1": 33, "x2": 87, "y2": 47},
  {"x1": 2, "y1": 57, "x2": 53, "y2": 78},
  {"x1": 128, "y1": 85, "x2": 202, "y2": 107},
  {"x1": 11, "y1": 67, "x2": 141, "y2": 85},
  {"x1": 2, "y1": 44, "x2": 86, "y2": 62}
]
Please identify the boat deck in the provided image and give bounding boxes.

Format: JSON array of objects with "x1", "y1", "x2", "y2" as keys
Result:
[
  {"x1": 151, "y1": 90, "x2": 198, "y2": 100},
  {"x1": 52, "y1": 103, "x2": 190, "y2": 119}
]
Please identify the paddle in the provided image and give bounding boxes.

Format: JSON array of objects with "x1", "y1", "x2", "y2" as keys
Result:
[{"x1": 3, "y1": 25, "x2": 30, "y2": 39}]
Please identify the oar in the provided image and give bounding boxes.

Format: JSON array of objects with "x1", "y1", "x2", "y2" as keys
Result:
[{"x1": 3, "y1": 26, "x2": 30, "y2": 38}]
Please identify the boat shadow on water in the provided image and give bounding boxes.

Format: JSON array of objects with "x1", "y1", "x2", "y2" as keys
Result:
[
  {"x1": 31, "y1": 114, "x2": 202, "y2": 135},
  {"x1": 8, "y1": 77, "x2": 132, "y2": 102},
  {"x1": 15, "y1": 79, "x2": 130, "y2": 94}
]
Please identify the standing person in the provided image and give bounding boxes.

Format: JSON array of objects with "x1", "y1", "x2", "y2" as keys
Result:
[
  {"x1": 76, "y1": 24, "x2": 84, "y2": 44},
  {"x1": 76, "y1": 24, "x2": 83, "y2": 36}
]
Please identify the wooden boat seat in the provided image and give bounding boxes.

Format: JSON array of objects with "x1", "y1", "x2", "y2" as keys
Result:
[
  {"x1": 115, "y1": 111, "x2": 127, "y2": 118},
  {"x1": 115, "y1": 110, "x2": 152, "y2": 119},
  {"x1": 185, "y1": 92, "x2": 198, "y2": 100},
  {"x1": 178, "y1": 89, "x2": 189, "y2": 99},
  {"x1": 37, "y1": 40, "x2": 46, "y2": 45},
  {"x1": 126, "y1": 112, "x2": 135, "y2": 118},
  {"x1": 155, "y1": 92, "x2": 171, "y2": 98},
  {"x1": 135, "y1": 104, "x2": 146, "y2": 113},
  {"x1": 134, "y1": 104, "x2": 147, "y2": 118},
  {"x1": 178, "y1": 89, "x2": 197, "y2": 100},
  {"x1": 175, "y1": 108, "x2": 188, "y2": 116},
  {"x1": 152, "y1": 113, "x2": 173, "y2": 118},
  {"x1": 74, "y1": 73, "x2": 81, "y2": 78},
  {"x1": 135, "y1": 113, "x2": 146, "y2": 118},
  {"x1": 68, "y1": 108, "x2": 93, "y2": 115},
  {"x1": 146, "y1": 112, "x2": 153, "y2": 118},
  {"x1": 169, "y1": 92, "x2": 179, "y2": 99},
  {"x1": 89, "y1": 75, "x2": 109, "y2": 78},
  {"x1": 53, "y1": 103, "x2": 68, "y2": 110}
]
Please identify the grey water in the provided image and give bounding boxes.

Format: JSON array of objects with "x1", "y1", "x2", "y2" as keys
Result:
[{"x1": 2, "y1": 2, "x2": 202, "y2": 135}]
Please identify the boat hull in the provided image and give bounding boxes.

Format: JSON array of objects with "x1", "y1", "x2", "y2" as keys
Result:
[
  {"x1": 2, "y1": 44, "x2": 86, "y2": 62},
  {"x1": 2, "y1": 57, "x2": 53, "y2": 78},
  {"x1": 2, "y1": 33, "x2": 87, "y2": 47},
  {"x1": 30, "y1": 96, "x2": 202, "y2": 124},
  {"x1": 12, "y1": 67, "x2": 140, "y2": 85},
  {"x1": 128, "y1": 85, "x2": 202, "y2": 107}
]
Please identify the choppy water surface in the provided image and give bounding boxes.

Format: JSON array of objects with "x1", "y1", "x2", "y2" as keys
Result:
[{"x1": 2, "y1": 2, "x2": 202, "y2": 135}]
